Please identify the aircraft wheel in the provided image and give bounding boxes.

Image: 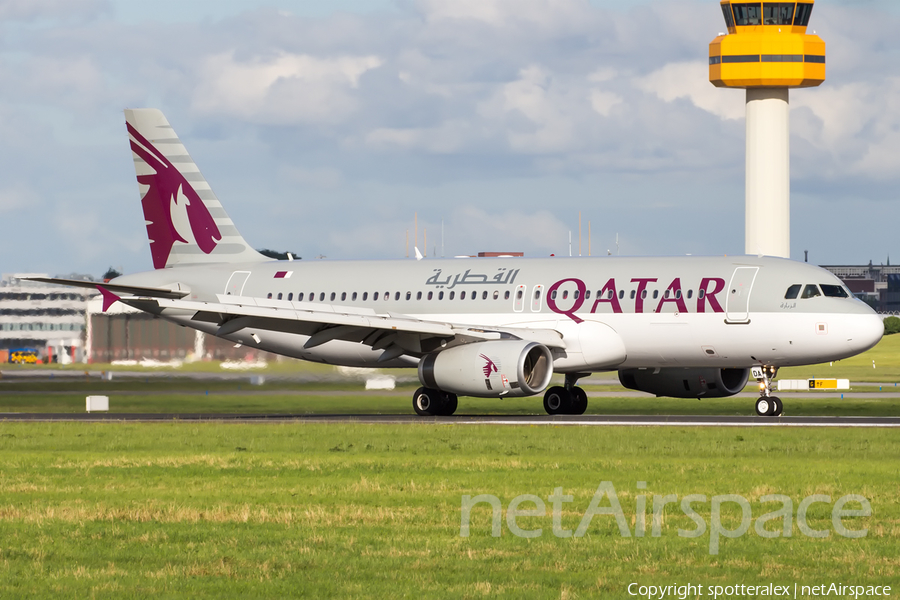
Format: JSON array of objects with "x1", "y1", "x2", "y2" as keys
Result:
[
  {"x1": 571, "y1": 387, "x2": 588, "y2": 415},
  {"x1": 543, "y1": 386, "x2": 572, "y2": 415},
  {"x1": 771, "y1": 396, "x2": 783, "y2": 417},
  {"x1": 441, "y1": 393, "x2": 458, "y2": 416},
  {"x1": 413, "y1": 387, "x2": 442, "y2": 416},
  {"x1": 755, "y1": 397, "x2": 772, "y2": 417}
]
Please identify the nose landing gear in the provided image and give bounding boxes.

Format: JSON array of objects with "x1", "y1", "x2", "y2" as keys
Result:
[{"x1": 753, "y1": 365, "x2": 783, "y2": 417}]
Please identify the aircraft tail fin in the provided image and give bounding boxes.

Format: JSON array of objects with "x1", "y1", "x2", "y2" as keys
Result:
[{"x1": 125, "y1": 109, "x2": 266, "y2": 269}]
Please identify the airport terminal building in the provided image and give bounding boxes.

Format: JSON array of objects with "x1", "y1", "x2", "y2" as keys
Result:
[{"x1": 0, "y1": 274, "x2": 91, "y2": 363}]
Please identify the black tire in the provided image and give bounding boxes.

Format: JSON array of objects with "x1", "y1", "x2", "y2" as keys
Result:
[
  {"x1": 413, "y1": 387, "x2": 441, "y2": 416},
  {"x1": 571, "y1": 387, "x2": 588, "y2": 415},
  {"x1": 543, "y1": 386, "x2": 572, "y2": 415},
  {"x1": 771, "y1": 396, "x2": 783, "y2": 417},
  {"x1": 442, "y1": 393, "x2": 458, "y2": 416},
  {"x1": 755, "y1": 397, "x2": 772, "y2": 417}
]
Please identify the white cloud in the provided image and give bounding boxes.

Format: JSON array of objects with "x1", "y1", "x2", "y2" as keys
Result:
[
  {"x1": 192, "y1": 51, "x2": 383, "y2": 124},
  {"x1": 634, "y1": 61, "x2": 745, "y2": 121},
  {"x1": 0, "y1": 184, "x2": 39, "y2": 213}
]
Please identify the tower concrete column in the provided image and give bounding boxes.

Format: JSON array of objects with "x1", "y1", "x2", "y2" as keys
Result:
[{"x1": 745, "y1": 87, "x2": 790, "y2": 257}]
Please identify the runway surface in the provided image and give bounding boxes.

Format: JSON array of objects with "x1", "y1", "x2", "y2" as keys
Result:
[{"x1": 2, "y1": 412, "x2": 899, "y2": 427}]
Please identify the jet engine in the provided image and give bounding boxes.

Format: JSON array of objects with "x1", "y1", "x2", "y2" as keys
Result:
[
  {"x1": 618, "y1": 367, "x2": 750, "y2": 398},
  {"x1": 418, "y1": 340, "x2": 553, "y2": 398}
]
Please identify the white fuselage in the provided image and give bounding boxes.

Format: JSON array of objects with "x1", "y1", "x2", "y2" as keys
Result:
[{"x1": 116, "y1": 254, "x2": 884, "y2": 372}]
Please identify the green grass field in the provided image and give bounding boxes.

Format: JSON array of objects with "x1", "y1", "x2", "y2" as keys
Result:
[
  {"x1": 0, "y1": 424, "x2": 897, "y2": 598},
  {"x1": 0, "y1": 336, "x2": 898, "y2": 597}
]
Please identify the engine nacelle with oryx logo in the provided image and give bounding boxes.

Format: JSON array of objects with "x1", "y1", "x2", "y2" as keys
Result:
[
  {"x1": 618, "y1": 367, "x2": 750, "y2": 399},
  {"x1": 418, "y1": 341, "x2": 553, "y2": 398}
]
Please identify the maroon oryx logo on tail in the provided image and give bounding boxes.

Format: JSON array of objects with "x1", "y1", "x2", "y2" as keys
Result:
[
  {"x1": 127, "y1": 123, "x2": 221, "y2": 269},
  {"x1": 480, "y1": 354, "x2": 498, "y2": 378}
]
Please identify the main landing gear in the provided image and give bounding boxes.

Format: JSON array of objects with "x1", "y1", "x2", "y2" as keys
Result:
[
  {"x1": 753, "y1": 365, "x2": 783, "y2": 417},
  {"x1": 543, "y1": 373, "x2": 590, "y2": 416},
  {"x1": 412, "y1": 387, "x2": 458, "y2": 416}
]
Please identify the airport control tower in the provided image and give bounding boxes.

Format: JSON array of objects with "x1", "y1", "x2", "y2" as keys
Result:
[{"x1": 710, "y1": 2, "x2": 825, "y2": 258}]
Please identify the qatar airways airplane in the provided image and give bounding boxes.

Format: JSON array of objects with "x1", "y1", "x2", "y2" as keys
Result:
[{"x1": 33, "y1": 109, "x2": 883, "y2": 417}]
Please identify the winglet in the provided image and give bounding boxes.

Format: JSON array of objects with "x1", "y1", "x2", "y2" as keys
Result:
[
  {"x1": 415, "y1": 247, "x2": 423, "y2": 261},
  {"x1": 97, "y1": 286, "x2": 121, "y2": 312}
]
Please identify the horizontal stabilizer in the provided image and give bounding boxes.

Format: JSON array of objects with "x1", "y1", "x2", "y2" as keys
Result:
[{"x1": 22, "y1": 277, "x2": 189, "y2": 300}]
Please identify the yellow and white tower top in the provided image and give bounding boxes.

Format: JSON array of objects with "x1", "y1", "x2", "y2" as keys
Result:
[{"x1": 709, "y1": 2, "x2": 826, "y2": 259}]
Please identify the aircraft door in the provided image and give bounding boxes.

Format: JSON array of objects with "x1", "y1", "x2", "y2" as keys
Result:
[
  {"x1": 224, "y1": 271, "x2": 251, "y2": 296},
  {"x1": 513, "y1": 285, "x2": 526, "y2": 312},
  {"x1": 531, "y1": 285, "x2": 544, "y2": 312},
  {"x1": 725, "y1": 267, "x2": 759, "y2": 323}
]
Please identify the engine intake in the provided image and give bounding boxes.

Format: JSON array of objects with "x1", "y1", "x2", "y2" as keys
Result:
[
  {"x1": 618, "y1": 367, "x2": 750, "y2": 398},
  {"x1": 419, "y1": 340, "x2": 553, "y2": 398}
]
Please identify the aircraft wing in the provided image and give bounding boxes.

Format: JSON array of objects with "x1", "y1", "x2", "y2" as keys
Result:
[
  {"x1": 120, "y1": 293, "x2": 565, "y2": 362},
  {"x1": 22, "y1": 277, "x2": 190, "y2": 300}
]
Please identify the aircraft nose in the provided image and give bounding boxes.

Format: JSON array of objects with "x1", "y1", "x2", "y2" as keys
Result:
[{"x1": 847, "y1": 314, "x2": 884, "y2": 354}]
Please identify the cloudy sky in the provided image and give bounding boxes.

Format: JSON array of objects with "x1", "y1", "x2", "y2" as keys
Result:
[{"x1": 2, "y1": 0, "x2": 899, "y2": 276}]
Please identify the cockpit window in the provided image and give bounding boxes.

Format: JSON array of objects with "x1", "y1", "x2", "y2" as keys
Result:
[
  {"x1": 801, "y1": 284, "x2": 821, "y2": 299},
  {"x1": 784, "y1": 284, "x2": 801, "y2": 299},
  {"x1": 820, "y1": 284, "x2": 849, "y2": 298}
]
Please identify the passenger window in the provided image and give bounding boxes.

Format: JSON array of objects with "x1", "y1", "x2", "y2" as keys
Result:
[
  {"x1": 675, "y1": 290, "x2": 682, "y2": 299},
  {"x1": 449, "y1": 291, "x2": 455, "y2": 300},
  {"x1": 330, "y1": 292, "x2": 336, "y2": 301},
  {"x1": 493, "y1": 291, "x2": 499, "y2": 300},
  {"x1": 516, "y1": 290, "x2": 523, "y2": 299},
  {"x1": 821, "y1": 284, "x2": 849, "y2": 298},
  {"x1": 664, "y1": 290, "x2": 670, "y2": 299},
  {"x1": 439, "y1": 291, "x2": 444, "y2": 300},
  {"x1": 461, "y1": 291, "x2": 467, "y2": 300},
  {"x1": 288, "y1": 293, "x2": 293, "y2": 301},
  {"x1": 801, "y1": 284, "x2": 821, "y2": 299},
  {"x1": 698, "y1": 289, "x2": 705, "y2": 300},
  {"x1": 482, "y1": 291, "x2": 488, "y2": 300},
  {"x1": 362, "y1": 292, "x2": 368, "y2": 301},
  {"x1": 504, "y1": 291, "x2": 510, "y2": 300},
  {"x1": 374, "y1": 292, "x2": 379, "y2": 301},
  {"x1": 405, "y1": 292, "x2": 411, "y2": 300},
  {"x1": 298, "y1": 293, "x2": 304, "y2": 301},
  {"x1": 562, "y1": 290, "x2": 568, "y2": 300},
  {"x1": 417, "y1": 291, "x2": 422, "y2": 300},
  {"x1": 319, "y1": 293, "x2": 325, "y2": 301},
  {"x1": 619, "y1": 290, "x2": 625, "y2": 299},
  {"x1": 784, "y1": 284, "x2": 801, "y2": 299},
  {"x1": 630, "y1": 290, "x2": 636, "y2": 300},
  {"x1": 352, "y1": 292, "x2": 357, "y2": 301},
  {"x1": 585, "y1": 290, "x2": 591, "y2": 299},
  {"x1": 384, "y1": 292, "x2": 389, "y2": 300},
  {"x1": 427, "y1": 291, "x2": 433, "y2": 300},
  {"x1": 641, "y1": 290, "x2": 647, "y2": 300},
  {"x1": 341, "y1": 292, "x2": 346, "y2": 301},
  {"x1": 551, "y1": 290, "x2": 557, "y2": 300},
  {"x1": 267, "y1": 293, "x2": 273, "y2": 299},
  {"x1": 687, "y1": 290, "x2": 693, "y2": 299},
  {"x1": 277, "y1": 293, "x2": 283, "y2": 300},
  {"x1": 652, "y1": 290, "x2": 659, "y2": 299},
  {"x1": 534, "y1": 290, "x2": 541, "y2": 299}
]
